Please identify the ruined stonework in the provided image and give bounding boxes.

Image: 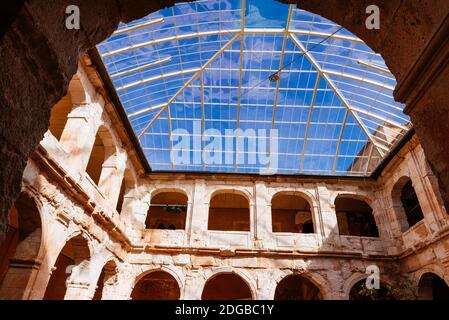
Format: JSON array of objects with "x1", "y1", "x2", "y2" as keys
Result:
[{"x1": 0, "y1": 62, "x2": 448, "y2": 300}]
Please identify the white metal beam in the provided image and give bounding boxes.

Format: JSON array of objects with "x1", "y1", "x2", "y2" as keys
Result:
[
  {"x1": 349, "y1": 106, "x2": 409, "y2": 131},
  {"x1": 117, "y1": 68, "x2": 200, "y2": 91},
  {"x1": 129, "y1": 103, "x2": 165, "y2": 118},
  {"x1": 300, "y1": 73, "x2": 321, "y2": 171},
  {"x1": 332, "y1": 109, "x2": 349, "y2": 174},
  {"x1": 102, "y1": 29, "x2": 363, "y2": 59},
  {"x1": 102, "y1": 29, "x2": 240, "y2": 58},
  {"x1": 323, "y1": 69, "x2": 395, "y2": 91},
  {"x1": 235, "y1": 0, "x2": 246, "y2": 172},
  {"x1": 267, "y1": 5, "x2": 294, "y2": 173},
  {"x1": 288, "y1": 32, "x2": 387, "y2": 157},
  {"x1": 357, "y1": 59, "x2": 391, "y2": 74},
  {"x1": 111, "y1": 57, "x2": 172, "y2": 79},
  {"x1": 112, "y1": 18, "x2": 164, "y2": 36}
]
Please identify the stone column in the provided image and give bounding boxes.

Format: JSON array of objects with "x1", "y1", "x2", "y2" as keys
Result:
[
  {"x1": 98, "y1": 151, "x2": 127, "y2": 208},
  {"x1": 0, "y1": 259, "x2": 41, "y2": 299},
  {"x1": 249, "y1": 201, "x2": 256, "y2": 244},
  {"x1": 315, "y1": 185, "x2": 339, "y2": 242},
  {"x1": 184, "y1": 199, "x2": 194, "y2": 244},
  {"x1": 371, "y1": 194, "x2": 398, "y2": 240},
  {"x1": 189, "y1": 180, "x2": 209, "y2": 247},
  {"x1": 59, "y1": 104, "x2": 99, "y2": 175},
  {"x1": 131, "y1": 197, "x2": 150, "y2": 229},
  {"x1": 254, "y1": 181, "x2": 272, "y2": 248},
  {"x1": 64, "y1": 283, "x2": 92, "y2": 300},
  {"x1": 101, "y1": 267, "x2": 134, "y2": 300},
  {"x1": 183, "y1": 270, "x2": 203, "y2": 300},
  {"x1": 409, "y1": 146, "x2": 445, "y2": 233}
]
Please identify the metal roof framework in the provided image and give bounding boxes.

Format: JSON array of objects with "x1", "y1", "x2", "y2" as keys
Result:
[{"x1": 97, "y1": 0, "x2": 411, "y2": 176}]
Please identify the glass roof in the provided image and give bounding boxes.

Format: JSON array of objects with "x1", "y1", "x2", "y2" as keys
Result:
[{"x1": 97, "y1": 0, "x2": 411, "y2": 176}]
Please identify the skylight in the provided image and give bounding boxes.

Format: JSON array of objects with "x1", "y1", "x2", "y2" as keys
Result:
[{"x1": 97, "y1": 0, "x2": 411, "y2": 176}]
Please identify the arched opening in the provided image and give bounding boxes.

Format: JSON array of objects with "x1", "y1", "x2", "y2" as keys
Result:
[
  {"x1": 271, "y1": 193, "x2": 314, "y2": 233},
  {"x1": 418, "y1": 273, "x2": 449, "y2": 300},
  {"x1": 131, "y1": 271, "x2": 180, "y2": 300},
  {"x1": 43, "y1": 234, "x2": 91, "y2": 300},
  {"x1": 400, "y1": 179, "x2": 424, "y2": 229},
  {"x1": 85, "y1": 126, "x2": 116, "y2": 186},
  {"x1": 86, "y1": 133, "x2": 106, "y2": 185},
  {"x1": 48, "y1": 94, "x2": 72, "y2": 141},
  {"x1": 391, "y1": 177, "x2": 425, "y2": 232},
  {"x1": 115, "y1": 168, "x2": 135, "y2": 214},
  {"x1": 349, "y1": 279, "x2": 394, "y2": 300},
  {"x1": 145, "y1": 191, "x2": 188, "y2": 230},
  {"x1": 335, "y1": 197, "x2": 379, "y2": 237},
  {"x1": 202, "y1": 273, "x2": 253, "y2": 300},
  {"x1": 208, "y1": 193, "x2": 250, "y2": 232},
  {"x1": 0, "y1": 193, "x2": 42, "y2": 296},
  {"x1": 93, "y1": 260, "x2": 118, "y2": 300},
  {"x1": 274, "y1": 274, "x2": 323, "y2": 300}
]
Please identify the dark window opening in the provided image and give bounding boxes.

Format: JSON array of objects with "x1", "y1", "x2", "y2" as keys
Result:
[
  {"x1": 208, "y1": 193, "x2": 250, "y2": 232},
  {"x1": 131, "y1": 271, "x2": 180, "y2": 300},
  {"x1": 418, "y1": 273, "x2": 449, "y2": 300},
  {"x1": 335, "y1": 197, "x2": 379, "y2": 237},
  {"x1": 274, "y1": 275, "x2": 322, "y2": 300},
  {"x1": 271, "y1": 193, "x2": 314, "y2": 233},
  {"x1": 401, "y1": 180, "x2": 424, "y2": 228},
  {"x1": 202, "y1": 273, "x2": 252, "y2": 300},
  {"x1": 145, "y1": 192, "x2": 187, "y2": 230},
  {"x1": 49, "y1": 95, "x2": 72, "y2": 141},
  {"x1": 86, "y1": 133, "x2": 105, "y2": 185}
]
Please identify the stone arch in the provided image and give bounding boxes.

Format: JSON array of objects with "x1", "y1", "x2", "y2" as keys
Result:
[
  {"x1": 202, "y1": 268, "x2": 257, "y2": 300},
  {"x1": 0, "y1": 191, "x2": 46, "y2": 299},
  {"x1": 417, "y1": 272, "x2": 449, "y2": 300},
  {"x1": 343, "y1": 272, "x2": 370, "y2": 300},
  {"x1": 274, "y1": 273, "x2": 323, "y2": 300},
  {"x1": 207, "y1": 189, "x2": 251, "y2": 232},
  {"x1": 116, "y1": 165, "x2": 138, "y2": 214},
  {"x1": 68, "y1": 73, "x2": 89, "y2": 106},
  {"x1": 330, "y1": 191, "x2": 376, "y2": 209},
  {"x1": 207, "y1": 188, "x2": 253, "y2": 205},
  {"x1": 92, "y1": 258, "x2": 119, "y2": 300},
  {"x1": 344, "y1": 267, "x2": 397, "y2": 301},
  {"x1": 48, "y1": 95, "x2": 73, "y2": 141},
  {"x1": 391, "y1": 175, "x2": 424, "y2": 231},
  {"x1": 43, "y1": 231, "x2": 93, "y2": 300},
  {"x1": 150, "y1": 187, "x2": 191, "y2": 204},
  {"x1": 271, "y1": 270, "x2": 330, "y2": 300},
  {"x1": 269, "y1": 189, "x2": 317, "y2": 208},
  {"x1": 131, "y1": 266, "x2": 183, "y2": 300},
  {"x1": 334, "y1": 194, "x2": 380, "y2": 237},
  {"x1": 413, "y1": 265, "x2": 449, "y2": 289},
  {"x1": 146, "y1": 189, "x2": 189, "y2": 230},
  {"x1": 270, "y1": 191, "x2": 316, "y2": 233},
  {"x1": 85, "y1": 124, "x2": 119, "y2": 186}
]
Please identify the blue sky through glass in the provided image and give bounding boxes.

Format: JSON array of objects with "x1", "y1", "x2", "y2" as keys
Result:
[{"x1": 97, "y1": 0, "x2": 411, "y2": 176}]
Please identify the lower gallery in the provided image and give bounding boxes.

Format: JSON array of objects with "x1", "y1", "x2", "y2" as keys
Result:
[{"x1": 0, "y1": 56, "x2": 448, "y2": 300}]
